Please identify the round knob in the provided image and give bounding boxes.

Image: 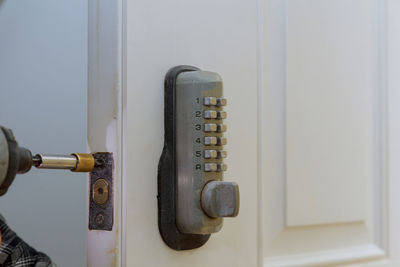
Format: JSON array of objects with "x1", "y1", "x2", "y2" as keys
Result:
[{"x1": 201, "y1": 181, "x2": 240, "y2": 218}]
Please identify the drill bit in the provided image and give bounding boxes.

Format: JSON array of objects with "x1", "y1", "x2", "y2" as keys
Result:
[{"x1": 33, "y1": 153, "x2": 95, "y2": 172}]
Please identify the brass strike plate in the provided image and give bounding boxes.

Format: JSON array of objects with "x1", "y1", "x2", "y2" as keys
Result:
[
  {"x1": 93, "y1": 178, "x2": 110, "y2": 205},
  {"x1": 89, "y1": 153, "x2": 113, "y2": 231}
]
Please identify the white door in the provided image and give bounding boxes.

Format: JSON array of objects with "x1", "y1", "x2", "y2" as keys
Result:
[
  {"x1": 87, "y1": 0, "x2": 400, "y2": 266},
  {"x1": 262, "y1": 0, "x2": 400, "y2": 266}
]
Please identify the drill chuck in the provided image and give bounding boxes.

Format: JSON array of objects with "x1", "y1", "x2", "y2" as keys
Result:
[{"x1": 0, "y1": 126, "x2": 33, "y2": 195}]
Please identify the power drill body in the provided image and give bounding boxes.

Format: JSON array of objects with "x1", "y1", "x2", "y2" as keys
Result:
[{"x1": 0, "y1": 126, "x2": 33, "y2": 195}]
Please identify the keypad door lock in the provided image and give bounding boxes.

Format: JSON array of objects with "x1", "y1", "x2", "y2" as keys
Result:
[{"x1": 158, "y1": 65, "x2": 240, "y2": 250}]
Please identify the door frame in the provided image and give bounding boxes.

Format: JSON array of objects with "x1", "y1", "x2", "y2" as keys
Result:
[{"x1": 87, "y1": 0, "x2": 124, "y2": 266}]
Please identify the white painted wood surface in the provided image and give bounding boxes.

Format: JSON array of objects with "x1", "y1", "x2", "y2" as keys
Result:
[
  {"x1": 286, "y1": 0, "x2": 374, "y2": 226},
  {"x1": 262, "y1": 0, "x2": 400, "y2": 266},
  {"x1": 87, "y1": 0, "x2": 122, "y2": 266},
  {"x1": 87, "y1": 0, "x2": 400, "y2": 266},
  {"x1": 387, "y1": 0, "x2": 400, "y2": 263},
  {"x1": 123, "y1": 0, "x2": 259, "y2": 266}
]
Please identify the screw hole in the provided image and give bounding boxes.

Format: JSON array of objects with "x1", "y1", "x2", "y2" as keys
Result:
[{"x1": 98, "y1": 188, "x2": 104, "y2": 194}]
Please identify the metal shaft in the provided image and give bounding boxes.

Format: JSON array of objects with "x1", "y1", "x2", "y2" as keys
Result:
[
  {"x1": 33, "y1": 153, "x2": 96, "y2": 172},
  {"x1": 34, "y1": 154, "x2": 77, "y2": 170}
]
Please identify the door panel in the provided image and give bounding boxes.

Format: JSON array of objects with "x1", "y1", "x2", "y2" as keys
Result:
[
  {"x1": 263, "y1": 0, "x2": 387, "y2": 265},
  {"x1": 286, "y1": 0, "x2": 374, "y2": 226},
  {"x1": 124, "y1": 0, "x2": 259, "y2": 266}
]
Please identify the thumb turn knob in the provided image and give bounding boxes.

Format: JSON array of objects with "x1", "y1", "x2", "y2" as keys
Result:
[{"x1": 201, "y1": 181, "x2": 240, "y2": 218}]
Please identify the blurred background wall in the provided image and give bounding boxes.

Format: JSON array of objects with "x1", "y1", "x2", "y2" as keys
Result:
[{"x1": 0, "y1": 0, "x2": 87, "y2": 265}]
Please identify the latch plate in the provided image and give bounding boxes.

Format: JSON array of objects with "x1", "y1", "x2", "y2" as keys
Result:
[{"x1": 89, "y1": 152, "x2": 113, "y2": 230}]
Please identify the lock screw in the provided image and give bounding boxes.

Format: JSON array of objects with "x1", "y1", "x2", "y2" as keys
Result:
[{"x1": 95, "y1": 213, "x2": 105, "y2": 226}]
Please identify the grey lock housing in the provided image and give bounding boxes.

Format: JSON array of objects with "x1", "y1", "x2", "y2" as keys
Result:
[{"x1": 158, "y1": 65, "x2": 239, "y2": 251}]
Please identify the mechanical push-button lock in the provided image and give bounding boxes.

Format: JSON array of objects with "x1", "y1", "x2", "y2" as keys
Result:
[{"x1": 158, "y1": 65, "x2": 240, "y2": 250}]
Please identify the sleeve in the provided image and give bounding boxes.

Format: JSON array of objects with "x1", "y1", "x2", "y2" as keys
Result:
[{"x1": 0, "y1": 214, "x2": 56, "y2": 267}]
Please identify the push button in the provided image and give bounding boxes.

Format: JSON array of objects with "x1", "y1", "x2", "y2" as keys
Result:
[
  {"x1": 204, "y1": 163, "x2": 218, "y2": 172},
  {"x1": 217, "y1": 150, "x2": 227, "y2": 158},
  {"x1": 204, "y1": 97, "x2": 217, "y2": 106},
  {"x1": 204, "y1": 163, "x2": 227, "y2": 172},
  {"x1": 217, "y1": 124, "x2": 227, "y2": 133},
  {"x1": 217, "y1": 163, "x2": 227, "y2": 172},
  {"x1": 216, "y1": 98, "x2": 227, "y2": 107},
  {"x1": 204, "y1": 110, "x2": 217, "y2": 119},
  {"x1": 204, "y1": 137, "x2": 217, "y2": 145},
  {"x1": 216, "y1": 111, "x2": 227, "y2": 119},
  {"x1": 217, "y1": 137, "x2": 227, "y2": 146},
  {"x1": 204, "y1": 150, "x2": 218, "y2": 159},
  {"x1": 204, "y1": 123, "x2": 217, "y2": 132}
]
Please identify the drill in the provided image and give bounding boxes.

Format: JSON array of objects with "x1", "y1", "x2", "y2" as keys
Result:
[{"x1": 0, "y1": 125, "x2": 96, "y2": 196}]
